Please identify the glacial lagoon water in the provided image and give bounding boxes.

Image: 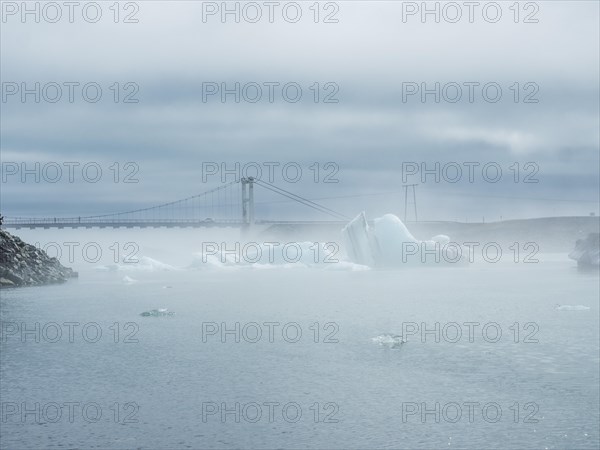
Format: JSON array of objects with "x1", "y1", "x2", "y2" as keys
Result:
[{"x1": 1, "y1": 230, "x2": 599, "y2": 449}]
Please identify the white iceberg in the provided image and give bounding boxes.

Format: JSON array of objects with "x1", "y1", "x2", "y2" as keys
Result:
[
  {"x1": 122, "y1": 275, "x2": 138, "y2": 284},
  {"x1": 342, "y1": 212, "x2": 467, "y2": 267},
  {"x1": 99, "y1": 256, "x2": 178, "y2": 272},
  {"x1": 190, "y1": 241, "x2": 339, "y2": 269},
  {"x1": 555, "y1": 304, "x2": 590, "y2": 311}
]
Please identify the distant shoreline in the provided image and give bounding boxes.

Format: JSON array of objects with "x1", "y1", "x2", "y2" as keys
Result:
[{"x1": 262, "y1": 216, "x2": 600, "y2": 252}]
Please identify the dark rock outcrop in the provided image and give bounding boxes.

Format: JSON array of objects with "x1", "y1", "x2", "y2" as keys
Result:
[
  {"x1": 0, "y1": 229, "x2": 78, "y2": 287},
  {"x1": 569, "y1": 233, "x2": 600, "y2": 267}
]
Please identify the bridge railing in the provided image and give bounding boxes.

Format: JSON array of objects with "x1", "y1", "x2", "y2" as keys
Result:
[{"x1": 2, "y1": 217, "x2": 244, "y2": 225}]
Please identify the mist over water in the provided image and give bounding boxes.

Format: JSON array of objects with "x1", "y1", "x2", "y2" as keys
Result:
[{"x1": 1, "y1": 226, "x2": 599, "y2": 449}]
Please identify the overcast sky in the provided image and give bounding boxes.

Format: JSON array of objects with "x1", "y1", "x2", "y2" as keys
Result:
[{"x1": 1, "y1": 1, "x2": 598, "y2": 221}]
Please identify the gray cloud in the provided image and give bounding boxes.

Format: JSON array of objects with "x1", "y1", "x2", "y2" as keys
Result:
[{"x1": 1, "y1": 1, "x2": 598, "y2": 220}]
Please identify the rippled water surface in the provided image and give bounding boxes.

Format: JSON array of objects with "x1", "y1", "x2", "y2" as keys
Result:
[{"x1": 1, "y1": 256, "x2": 599, "y2": 449}]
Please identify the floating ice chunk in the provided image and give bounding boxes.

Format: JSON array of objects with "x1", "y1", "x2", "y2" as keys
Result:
[
  {"x1": 190, "y1": 242, "x2": 339, "y2": 269},
  {"x1": 133, "y1": 257, "x2": 177, "y2": 271},
  {"x1": 98, "y1": 257, "x2": 177, "y2": 272},
  {"x1": 323, "y1": 261, "x2": 370, "y2": 271},
  {"x1": 107, "y1": 257, "x2": 177, "y2": 272},
  {"x1": 188, "y1": 253, "x2": 227, "y2": 269},
  {"x1": 372, "y1": 333, "x2": 406, "y2": 348},
  {"x1": 555, "y1": 304, "x2": 590, "y2": 311},
  {"x1": 140, "y1": 308, "x2": 175, "y2": 317},
  {"x1": 431, "y1": 235, "x2": 450, "y2": 245},
  {"x1": 122, "y1": 275, "x2": 137, "y2": 284}
]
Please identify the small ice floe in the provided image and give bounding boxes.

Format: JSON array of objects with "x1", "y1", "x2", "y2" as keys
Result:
[
  {"x1": 162, "y1": 285, "x2": 173, "y2": 289},
  {"x1": 372, "y1": 333, "x2": 406, "y2": 349},
  {"x1": 555, "y1": 304, "x2": 590, "y2": 311},
  {"x1": 103, "y1": 257, "x2": 178, "y2": 272},
  {"x1": 140, "y1": 308, "x2": 175, "y2": 317},
  {"x1": 122, "y1": 275, "x2": 137, "y2": 284}
]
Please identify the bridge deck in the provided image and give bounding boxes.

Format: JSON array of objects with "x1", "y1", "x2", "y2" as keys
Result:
[
  {"x1": 2, "y1": 221, "x2": 243, "y2": 229},
  {"x1": 1, "y1": 220, "x2": 347, "y2": 230}
]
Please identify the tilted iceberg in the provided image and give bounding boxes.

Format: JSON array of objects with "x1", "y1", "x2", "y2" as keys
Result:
[{"x1": 341, "y1": 212, "x2": 466, "y2": 267}]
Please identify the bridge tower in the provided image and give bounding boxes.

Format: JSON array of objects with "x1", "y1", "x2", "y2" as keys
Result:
[{"x1": 241, "y1": 177, "x2": 255, "y2": 226}]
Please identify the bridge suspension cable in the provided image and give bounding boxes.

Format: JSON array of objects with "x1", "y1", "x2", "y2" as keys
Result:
[
  {"x1": 65, "y1": 181, "x2": 238, "y2": 221},
  {"x1": 253, "y1": 179, "x2": 349, "y2": 220}
]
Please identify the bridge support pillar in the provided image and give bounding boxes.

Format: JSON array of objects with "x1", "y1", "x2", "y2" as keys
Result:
[
  {"x1": 242, "y1": 178, "x2": 248, "y2": 224},
  {"x1": 241, "y1": 177, "x2": 255, "y2": 230},
  {"x1": 248, "y1": 177, "x2": 255, "y2": 224}
]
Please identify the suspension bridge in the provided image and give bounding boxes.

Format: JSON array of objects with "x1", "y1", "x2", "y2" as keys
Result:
[{"x1": 1, "y1": 178, "x2": 350, "y2": 229}]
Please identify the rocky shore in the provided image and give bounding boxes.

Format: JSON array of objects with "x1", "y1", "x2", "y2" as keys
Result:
[
  {"x1": 0, "y1": 229, "x2": 78, "y2": 288},
  {"x1": 569, "y1": 233, "x2": 600, "y2": 267}
]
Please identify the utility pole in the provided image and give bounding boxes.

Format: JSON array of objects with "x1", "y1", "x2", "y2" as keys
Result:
[{"x1": 403, "y1": 183, "x2": 418, "y2": 222}]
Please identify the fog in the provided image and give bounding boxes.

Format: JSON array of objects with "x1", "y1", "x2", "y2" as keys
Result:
[
  {"x1": 1, "y1": 1, "x2": 599, "y2": 220},
  {"x1": 1, "y1": 1, "x2": 599, "y2": 449}
]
